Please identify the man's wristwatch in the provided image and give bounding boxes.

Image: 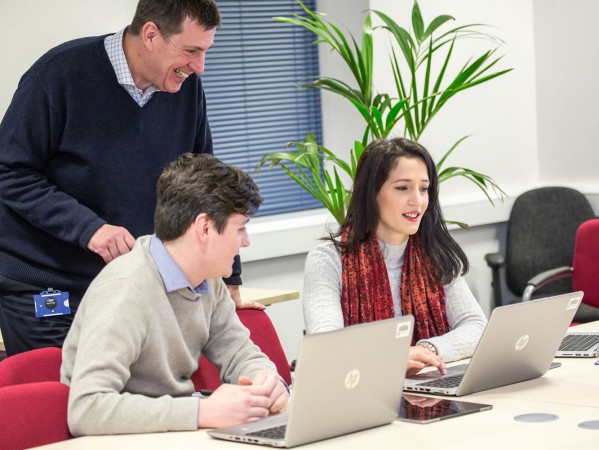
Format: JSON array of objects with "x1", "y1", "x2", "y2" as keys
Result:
[{"x1": 417, "y1": 341, "x2": 438, "y2": 355}]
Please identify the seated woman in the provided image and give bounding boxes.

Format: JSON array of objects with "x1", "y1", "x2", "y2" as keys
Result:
[{"x1": 302, "y1": 138, "x2": 487, "y2": 375}]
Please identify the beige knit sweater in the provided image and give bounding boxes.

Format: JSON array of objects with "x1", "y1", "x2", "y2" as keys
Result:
[{"x1": 61, "y1": 236, "x2": 275, "y2": 436}]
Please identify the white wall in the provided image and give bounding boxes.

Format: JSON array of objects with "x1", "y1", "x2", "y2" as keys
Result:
[
  {"x1": 314, "y1": 0, "x2": 370, "y2": 187},
  {"x1": 0, "y1": 0, "x2": 138, "y2": 118},
  {"x1": 364, "y1": 0, "x2": 539, "y2": 203},
  {"x1": 533, "y1": 0, "x2": 599, "y2": 188},
  {"x1": 2, "y1": 1, "x2": 599, "y2": 362}
]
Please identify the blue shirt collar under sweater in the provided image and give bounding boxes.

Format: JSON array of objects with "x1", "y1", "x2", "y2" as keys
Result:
[
  {"x1": 104, "y1": 28, "x2": 160, "y2": 107},
  {"x1": 149, "y1": 235, "x2": 209, "y2": 295}
]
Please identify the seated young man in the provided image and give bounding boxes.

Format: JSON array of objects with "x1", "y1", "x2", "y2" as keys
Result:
[{"x1": 60, "y1": 153, "x2": 289, "y2": 436}]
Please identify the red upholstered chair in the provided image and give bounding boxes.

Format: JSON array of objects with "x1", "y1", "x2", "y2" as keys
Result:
[
  {"x1": 0, "y1": 381, "x2": 70, "y2": 450},
  {"x1": 192, "y1": 309, "x2": 292, "y2": 391},
  {"x1": 572, "y1": 219, "x2": 599, "y2": 311},
  {"x1": 0, "y1": 346, "x2": 62, "y2": 387},
  {"x1": 523, "y1": 218, "x2": 599, "y2": 322},
  {"x1": 0, "y1": 347, "x2": 71, "y2": 449}
]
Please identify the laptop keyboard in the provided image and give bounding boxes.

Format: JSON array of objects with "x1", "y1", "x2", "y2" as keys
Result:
[
  {"x1": 247, "y1": 424, "x2": 286, "y2": 439},
  {"x1": 559, "y1": 334, "x2": 599, "y2": 351},
  {"x1": 417, "y1": 374, "x2": 463, "y2": 389}
]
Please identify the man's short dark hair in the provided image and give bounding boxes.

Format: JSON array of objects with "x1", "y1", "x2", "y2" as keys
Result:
[
  {"x1": 155, "y1": 153, "x2": 262, "y2": 241},
  {"x1": 129, "y1": 0, "x2": 221, "y2": 38}
]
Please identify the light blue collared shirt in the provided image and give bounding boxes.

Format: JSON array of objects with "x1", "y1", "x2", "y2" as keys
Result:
[
  {"x1": 149, "y1": 235, "x2": 209, "y2": 295},
  {"x1": 104, "y1": 28, "x2": 161, "y2": 107}
]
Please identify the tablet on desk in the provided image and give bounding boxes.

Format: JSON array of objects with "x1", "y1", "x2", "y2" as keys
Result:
[{"x1": 397, "y1": 395, "x2": 492, "y2": 424}]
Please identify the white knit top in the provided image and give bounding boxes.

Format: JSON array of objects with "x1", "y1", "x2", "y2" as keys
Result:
[{"x1": 302, "y1": 239, "x2": 487, "y2": 363}]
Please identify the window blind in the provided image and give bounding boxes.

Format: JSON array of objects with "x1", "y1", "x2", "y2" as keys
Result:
[{"x1": 201, "y1": 0, "x2": 323, "y2": 216}]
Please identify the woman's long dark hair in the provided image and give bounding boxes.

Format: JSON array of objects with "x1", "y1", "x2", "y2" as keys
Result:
[{"x1": 329, "y1": 137, "x2": 469, "y2": 284}]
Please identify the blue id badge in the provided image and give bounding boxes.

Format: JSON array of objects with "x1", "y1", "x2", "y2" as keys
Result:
[{"x1": 34, "y1": 289, "x2": 71, "y2": 318}]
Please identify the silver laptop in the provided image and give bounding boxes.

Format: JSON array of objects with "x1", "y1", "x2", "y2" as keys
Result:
[
  {"x1": 404, "y1": 292, "x2": 583, "y2": 397},
  {"x1": 557, "y1": 331, "x2": 599, "y2": 357},
  {"x1": 208, "y1": 316, "x2": 414, "y2": 448}
]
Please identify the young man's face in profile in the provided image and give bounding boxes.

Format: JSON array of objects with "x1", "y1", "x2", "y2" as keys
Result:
[{"x1": 206, "y1": 214, "x2": 250, "y2": 278}]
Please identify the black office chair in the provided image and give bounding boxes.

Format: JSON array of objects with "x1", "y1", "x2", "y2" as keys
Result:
[{"x1": 485, "y1": 187, "x2": 595, "y2": 309}]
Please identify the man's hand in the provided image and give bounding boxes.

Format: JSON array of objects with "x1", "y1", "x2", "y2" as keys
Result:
[
  {"x1": 87, "y1": 224, "x2": 135, "y2": 263},
  {"x1": 227, "y1": 285, "x2": 266, "y2": 310},
  {"x1": 239, "y1": 371, "x2": 289, "y2": 413},
  {"x1": 406, "y1": 346, "x2": 447, "y2": 377},
  {"x1": 198, "y1": 383, "x2": 272, "y2": 428}
]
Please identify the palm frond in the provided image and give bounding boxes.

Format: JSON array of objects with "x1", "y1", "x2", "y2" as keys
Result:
[{"x1": 261, "y1": 0, "x2": 512, "y2": 225}]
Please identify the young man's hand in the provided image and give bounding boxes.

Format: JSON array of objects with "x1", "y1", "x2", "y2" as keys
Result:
[
  {"x1": 198, "y1": 383, "x2": 271, "y2": 428},
  {"x1": 239, "y1": 371, "x2": 289, "y2": 413},
  {"x1": 197, "y1": 372, "x2": 289, "y2": 428}
]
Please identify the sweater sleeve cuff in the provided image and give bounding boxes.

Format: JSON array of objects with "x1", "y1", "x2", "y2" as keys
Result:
[
  {"x1": 223, "y1": 275, "x2": 242, "y2": 286},
  {"x1": 168, "y1": 397, "x2": 200, "y2": 431},
  {"x1": 78, "y1": 217, "x2": 108, "y2": 249}
]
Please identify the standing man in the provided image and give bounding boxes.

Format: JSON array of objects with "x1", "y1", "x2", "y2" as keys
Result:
[
  {"x1": 61, "y1": 153, "x2": 289, "y2": 435},
  {"x1": 0, "y1": 0, "x2": 256, "y2": 356}
]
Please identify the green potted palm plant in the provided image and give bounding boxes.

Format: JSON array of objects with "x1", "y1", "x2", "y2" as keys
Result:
[{"x1": 258, "y1": 0, "x2": 511, "y2": 227}]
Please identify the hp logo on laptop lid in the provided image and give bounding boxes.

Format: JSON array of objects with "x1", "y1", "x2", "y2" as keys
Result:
[
  {"x1": 344, "y1": 369, "x2": 360, "y2": 390},
  {"x1": 515, "y1": 335, "x2": 530, "y2": 351}
]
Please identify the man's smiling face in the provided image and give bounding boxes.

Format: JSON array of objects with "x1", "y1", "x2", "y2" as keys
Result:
[{"x1": 144, "y1": 17, "x2": 215, "y2": 93}]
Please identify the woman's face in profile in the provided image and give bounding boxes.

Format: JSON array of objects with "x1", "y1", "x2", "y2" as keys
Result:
[{"x1": 375, "y1": 156, "x2": 430, "y2": 245}]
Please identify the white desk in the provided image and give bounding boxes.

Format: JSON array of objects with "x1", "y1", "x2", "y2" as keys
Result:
[
  {"x1": 239, "y1": 287, "x2": 299, "y2": 306},
  {"x1": 30, "y1": 399, "x2": 598, "y2": 450},
  {"x1": 31, "y1": 322, "x2": 599, "y2": 450}
]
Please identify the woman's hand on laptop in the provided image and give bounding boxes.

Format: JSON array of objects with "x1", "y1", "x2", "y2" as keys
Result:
[
  {"x1": 407, "y1": 346, "x2": 447, "y2": 376},
  {"x1": 240, "y1": 372, "x2": 290, "y2": 414}
]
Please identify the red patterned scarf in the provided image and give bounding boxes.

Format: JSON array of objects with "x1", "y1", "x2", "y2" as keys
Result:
[{"x1": 340, "y1": 231, "x2": 448, "y2": 342}]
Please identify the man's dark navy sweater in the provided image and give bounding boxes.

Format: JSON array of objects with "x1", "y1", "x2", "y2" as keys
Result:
[{"x1": 0, "y1": 35, "x2": 235, "y2": 291}]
